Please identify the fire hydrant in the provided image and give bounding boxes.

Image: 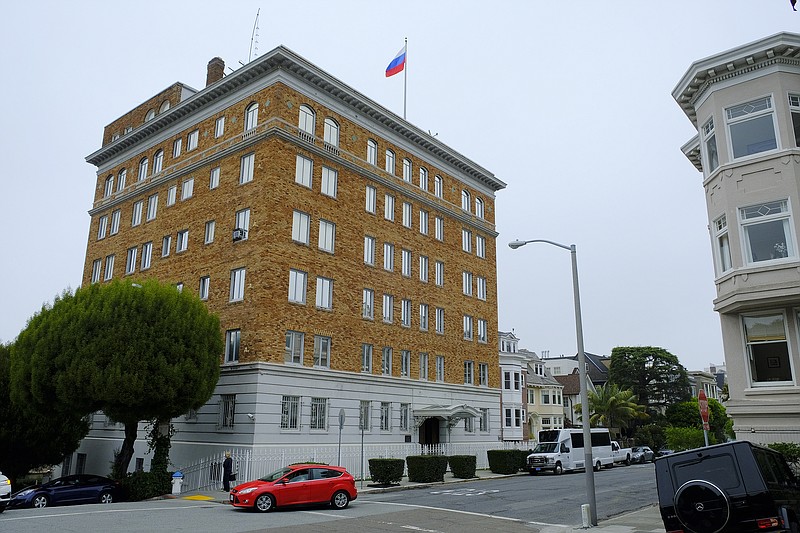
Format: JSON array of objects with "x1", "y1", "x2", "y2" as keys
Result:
[{"x1": 171, "y1": 471, "x2": 184, "y2": 495}]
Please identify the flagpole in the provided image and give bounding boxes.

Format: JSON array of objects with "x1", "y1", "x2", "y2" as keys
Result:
[{"x1": 403, "y1": 37, "x2": 407, "y2": 120}]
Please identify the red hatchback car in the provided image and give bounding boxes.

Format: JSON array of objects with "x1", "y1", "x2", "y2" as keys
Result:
[{"x1": 229, "y1": 464, "x2": 357, "y2": 512}]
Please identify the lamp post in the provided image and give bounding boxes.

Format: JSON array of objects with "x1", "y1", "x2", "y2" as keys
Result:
[{"x1": 508, "y1": 239, "x2": 597, "y2": 526}]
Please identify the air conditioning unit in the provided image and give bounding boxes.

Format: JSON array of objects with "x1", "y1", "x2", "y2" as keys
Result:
[{"x1": 232, "y1": 228, "x2": 247, "y2": 241}]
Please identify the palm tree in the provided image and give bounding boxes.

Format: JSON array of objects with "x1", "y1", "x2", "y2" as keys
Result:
[{"x1": 575, "y1": 383, "x2": 648, "y2": 432}]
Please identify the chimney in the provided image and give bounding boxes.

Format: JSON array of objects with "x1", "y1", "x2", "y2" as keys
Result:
[{"x1": 206, "y1": 57, "x2": 225, "y2": 87}]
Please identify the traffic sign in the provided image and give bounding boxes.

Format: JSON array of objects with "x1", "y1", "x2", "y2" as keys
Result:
[{"x1": 698, "y1": 390, "x2": 710, "y2": 431}]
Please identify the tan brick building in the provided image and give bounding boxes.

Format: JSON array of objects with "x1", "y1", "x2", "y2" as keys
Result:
[{"x1": 75, "y1": 47, "x2": 506, "y2": 473}]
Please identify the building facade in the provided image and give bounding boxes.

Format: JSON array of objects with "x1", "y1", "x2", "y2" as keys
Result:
[
  {"x1": 498, "y1": 332, "x2": 527, "y2": 441},
  {"x1": 522, "y1": 349, "x2": 565, "y2": 441},
  {"x1": 674, "y1": 32, "x2": 800, "y2": 444},
  {"x1": 75, "y1": 47, "x2": 506, "y2": 473}
]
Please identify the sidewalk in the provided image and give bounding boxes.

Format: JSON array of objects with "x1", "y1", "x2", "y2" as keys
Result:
[{"x1": 177, "y1": 470, "x2": 665, "y2": 532}]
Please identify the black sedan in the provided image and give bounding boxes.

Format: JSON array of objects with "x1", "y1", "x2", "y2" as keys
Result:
[{"x1": 9, "y1": 474, "x2": 122, "y2": 509}]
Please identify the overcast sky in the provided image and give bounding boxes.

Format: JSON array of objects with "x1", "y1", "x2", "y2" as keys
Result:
[{"x1": 0, "y1": 1, "x2": 796, "y2": 371}]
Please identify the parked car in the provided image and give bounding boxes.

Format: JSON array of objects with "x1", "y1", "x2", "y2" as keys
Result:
[
  {"x1": 0, "y1": 472, "x2": 10, "y2": 513},
  {"x1": 9, "y1": 474, "x2": 122, "y2": 509},
  {"x1": 631, "y1": 446, "x2": 655, "y2": 463},
  {"x1": 657, "y1": 448, "x2": 675, "y2": 457},
  {"x1": 229, "y1": 464, "x2": 357, "y2": 512},
  {"x1": 655, "y1": 441, "x2": 800, "y2": 532}
]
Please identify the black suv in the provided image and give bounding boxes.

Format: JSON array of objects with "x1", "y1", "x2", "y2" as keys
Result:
[{"x1": 655, "y1": 441, "x2": 800, "y2": 532}]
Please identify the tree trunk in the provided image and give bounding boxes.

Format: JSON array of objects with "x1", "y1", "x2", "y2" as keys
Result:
[{"x1": 113, "y1": 421, "x2": 139, "y2": 478}]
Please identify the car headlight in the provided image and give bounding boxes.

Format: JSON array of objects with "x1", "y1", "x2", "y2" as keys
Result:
[
  {"x1": 16, "y1": 489, "x2": 34, "y2": 497},
  {"x1": 238, "y1": 487, "x2": 257, "y2": 495},
  {"x1": 1, "y1": 479, "x2": 9, "y2": 486}
]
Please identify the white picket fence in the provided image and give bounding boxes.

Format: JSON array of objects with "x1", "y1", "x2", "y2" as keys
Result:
[{"x1": 178, "y1": 441, "x2": 531, "y2": 492}]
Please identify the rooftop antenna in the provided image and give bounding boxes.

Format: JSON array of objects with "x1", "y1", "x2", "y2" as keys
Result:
[{"x1": 248, "y1": 8, "x2": 260, "y2": 62}]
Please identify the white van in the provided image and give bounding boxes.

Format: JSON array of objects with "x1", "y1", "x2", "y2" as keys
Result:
[{"x1": 526, "y1": 428, "x2": 614, "y2": 475}]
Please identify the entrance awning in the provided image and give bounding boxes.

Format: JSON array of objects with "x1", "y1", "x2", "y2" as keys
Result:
[{"x1": 412, "y1": 404, "x2": 482, "y2": 428}]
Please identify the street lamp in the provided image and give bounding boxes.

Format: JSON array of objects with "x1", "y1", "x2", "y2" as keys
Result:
[{"x1": 508, "y1": 239, "x2": 597, "y2": 526}]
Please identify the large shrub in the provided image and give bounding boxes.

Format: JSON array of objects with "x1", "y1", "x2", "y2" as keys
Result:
[
  {"x1": 120, "y1": 470, "x2": 171, "y2": 501},
  {"x1": 448, "y1": 455, "x2": 476, "y2": 479},
  {"x1": 487, "y1": 449, "x2": 522, "y2": 474},
  {"x1": 406, "y1": 455, "x2": 448, "y2": 482},
  {"x1": 368, "y1": 458, "x2": 404, "y2": 485}
]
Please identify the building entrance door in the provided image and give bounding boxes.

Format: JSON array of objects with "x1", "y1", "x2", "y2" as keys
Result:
[{"x1": 418, "y1": 417, "x2": 440, "y2": 445}]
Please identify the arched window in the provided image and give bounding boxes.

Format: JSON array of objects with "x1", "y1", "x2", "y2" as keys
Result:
[
  {"x1": 298, "y1": 105, "x2": 315, "y2": 140},
  {"x1": 419, "y1": 167, "x2": 428, "y2": 191},
  {"x1": 117, "y1": 169, "x2": 127, "y2": 192},
  {"x1": 138, "y1": 157, "x2": 148, "y2": 181},
  {"x1": 153, "y1": 150, "x2": 164, "y2": 174},
  {"x1": 144, "y1": 109, "x2": 155, "y2": 122},
  {"x1": 367, "y1": 139, "x2": 378, "y2": 165},
  {"x1": 323, "y1": 118, "x2": 339, "y2": 148},
  {"x1": 245, "y1": 102, "x2": 258, "y2": 131},
  {"x1": 403, "y1": 159, "x2": 412, "y2": 182},
  {"x1": 159, "y1": 100, "x2": 170, "y2": 113},
  {"x1": 434, "y1": 175, "x2": 443, "y2": 198},
  {"x1": 461, "y1": 190, "x2": 471, "y2": 211},
  {"x1": 385, "y1": 149, "x2": 395, "y2": 175},
  {"x1": 475, "y1": 198, "x2": 485, "y2": 219},
  {"x1": 103, "y1": 175, "x2": 114, "y2": 198}
]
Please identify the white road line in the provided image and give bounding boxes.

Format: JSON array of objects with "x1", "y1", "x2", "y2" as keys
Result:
[
  {"x1": 0, "y1": 504, "x2": 216, "y2": 521},
  {"x1": 362, "y1": 500, "x2": 522, "y2": 523},
  {"x1": 302, "y1": 510, "x2": 347, "y2": 518}
]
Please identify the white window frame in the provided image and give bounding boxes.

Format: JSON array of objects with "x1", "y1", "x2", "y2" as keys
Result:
[
  {"x1": 225, "y1": 329, "x2": 240, "y2": 364},
  {"x1": 419, "y1": 303, "x2": 429, "y2": 331},
  {"x1": 402, "y1": 158, "x2": 412, "y2": 182},
  {"x1": 462, "y1": 271, "x2": 473, "y2": 296},
  {"x1": 313, "y1": 335, "x2": 331, "y2": 368},
  {"x1": 384, "y1": 194, "x2": 395, "y2": 221},
  {"x1": 153, "y1": 150, "x2": 163, "y2": 175},
  {"x1": 215, "y1": 116, "x2": 225, "y2": 138},
  {"x1": 285, "y1": 330, "x2": 304, "y2": 364},
  {"x1": 288, "y1": 269, "x2": 307, "y2": 304},
  {"x1": 477, "y1": 276, "x2": 487, "y2": 300},
  {"x1": 380, "y1": 402, "x2": 391, "y2": 431},
  {"x1": 462, "y1": 228, "x2": 473, "y2": 253},
  {"x1": 419, "y1": 167, "x2": 428, "y2": 191},
  {"x1": 362, "y1": 344, "x2": 373, "y2": 373},
  {"x1": 292, "y1": 211, "x2": 310, "y2": 244},
  {"x1": 318, "y1": 220, "x2": 336, "y2": 253},
  {"x1": 181, "y1": 177, "x2": 194, "y2": 200},
  {"x1": 321, "y1": 166, "x2": 337, "y2": 198},
  {"x1": 713, "y1": 214, "x2": 732, "y2": 275},
  {"x1": 385, "y1": 149, "x2": 395, "y2": 174},
  {"x1": 245, "y1": 102, "x2": 258, "y2": 131},
  {"x1": 167, "y1": 185, "x2": 177, "y2": 206},
  {"x1": 230, "y1": 268, "x2": 246, "y2": 302},
  {"x1": 205, "y1": 220, "x2": 215, "y2": 244},
  {"x1": 739, "y1": 200, "x2": 795, "y2": 265},
  {"x1": 476, "y1": 235, "x2": 486, "y2": 258},
  {"x1": 104, "y1": 254, "x2": 114, "y2": 281},
  {"x1": 419, "y1": 353, "x2": 429, "y2": 380},
  {"x1": 435, "y1": 261, "x2": 444, "y2": 287},
  {"x1": 478, "y1": 319, "x2": 488, "y2": 343},
  {"x1": 147, "y1": 194, "x2": 158, "y2": 221},
  {"x1": 725, "y1": 95, "x2": 778, "y2": 160},
  {"x1": 381, "y1": 347, "x2": 392, "y2": 376},
  {"x1": 401, "y1": 249, "x2": 411, "y2": 277},
  {"x1": 138, "y1": 157, "x2": 148, "y2": 181},
  {"x1": 367, "y1": 139, "x2": 378, "y2": 165},
  {"x1": 97, "y1": 215, "x2": 108, "y2": 240},
  {"x1": 295, "y1": 154, "x2": 313, "y2": 188},
  {"x1": 110, "y1": 209, "x2": 120, "y2": 235},
  {"x1": 382, "y1": 294, "x2": 394, "y2": 323},
  {"x1": 383, "y1": 243, "x2": 394, "y2": 271},
  {"x1": 323, "y1": 118, "x2": 339, "y2": 151},
  {"x1": 298, "y1": 105, "x2": 315, "y2": 140},
  {"x1": 131, "y1": 200, "x2": 143, "y2": 227},
  {"x1": 125, "y1": 247, "x2": 137, "y2": 275},
  {"x1": 435, "y1": 355, "x2": 445, "y2": 382},
  {"x1": 235, "y1": 208, "x2": 250, "y2": 240},
  {"x1": 141, "y1": 242, "x2": 152, "y2": 270},
  {"x1": 240, "y1": 153, "x2": 254, "y2": 184},
  {"x1": 91, "y1": 259, "x2": 101, "y2": 283},
  {"x1": 702, "y1": 116, "x2": 719, "y2": 173},
  {"x1": 434, "y1": 175, "x2": 443, "y2": 198},
  {"x1": 173, "y1": 138, "x2": 182, "y2": 158},
  {"x1": 187, "y1": 129, "x2": 199, "y2": 151},
  {"x1": 281, "y1": 395, "x2": 300, "y2": 430},
  {"x1": 479, "y1": 363, "x2": 488, "y2": 386},
  {"x1": 315, "y1": 276, "x2": 333, "y2": 309},
  {"x1": 419, "y1": 210, "x2": 429, "y2": 235},
  {"x1": 401, "y1": 298, "x2": 411, "y2": 327},
  {"x1": 310, "y1": 397, "x2": 328, "y2": 430},
  {"x1": 210, "y1": 167, "x2": 220, "y2": 189},
  {"x1": 199, "y1": 276, "x2": 209, "y2": 300},
  {"x1": 402, "y1": 202, "x2": 412, "y2": 228},
  {"x1": 359, "y1": 400, "x2": 371, "y2": 431},
  {"x1": 475, "y1": 197, "x2": 485, "y2": 219},
  {"x1": 364, "y1": 235, "x2": 376, "y2": 265},
  {"x1": 103, "y1": 175, "x2": 113, "y2": 198},
  {"x1": 419, "y1": 255, "x2": 429, "y2": 283},
  {"x1": 464, "y1": 360, "x2": 474, "y2": 385},
  {"x1": 161, "y1": 235, "x2": 171, "y2": 257},
  {"x1": 365, "y1": 185, "x2": 376, "y2": 214},
  {"x1": 463, "y1": 315, "x2": 473, "y2": 340},
  {"x1": 461, "y1": 190, "x2": 471, "y2": 211},
  {"x1": 435, "y1": 307, "x2": 445, "y2": 334},
  {"x1": 435, "y1": 216, "x2": 444, "y2": 241},
  {"x1": 117, "y1": 169, "x2": 126, "y2": 192},
  {"x1": 362, "y1": 288, "x2": 374, "y2": 319},
  {"x1": 743, "y1": 312, "x2": 795, "y2": 386}
]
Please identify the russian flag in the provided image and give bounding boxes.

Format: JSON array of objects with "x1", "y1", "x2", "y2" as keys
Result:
[{"x1": 385, "y1": 45, "x2": 406, "y2": 77}]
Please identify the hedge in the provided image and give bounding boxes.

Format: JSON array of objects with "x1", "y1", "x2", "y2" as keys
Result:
[
  {"x1": 120, "y1": 470, "x2": 171, "y2": 501},
  {"x1": 368, "y1": 458, "x2": 405, "y2": 485},
  {"x1": 448, "y1": 455, "x2": 477, "y2": 479},
  {"x1": 487, "y1": 449, "x2": 529, "y2": 474},
  {"x1": 406, "y1": 455, "x2": 448, "y2": 482}
]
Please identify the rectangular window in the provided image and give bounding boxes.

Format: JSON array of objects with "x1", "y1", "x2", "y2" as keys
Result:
[
  {"x1": 97, "y1": 215, "x2": 108, "y2": 240},
  {"x1": 318, "y1": 220, "x2": 335, "y2": 253},
  {"x1": 480, "y1": 408, "x2": 489, "y2": 432},
  {"x1": 714, "y1": 214, "x2": 732, "y2": 274},
  {"x1": 219, "y1": 394, "x2": 235, "y2": 429},
  {"x1": 199, "y1": 276, "x2": 209, "y2": 300},
  {"x1": 384, "y1": 194, "x2": 395, "y2": 221},
  {"x1": 364, "y1": 236, "x2": 376, "y2": 265},
  {"x1": 181, "y1": 178, "x2": 194, "y2": 200},
  {"x1": 295, "y1": 155, "x2": 312, "y2": 187},
  {"x1": 321, "y1": 167, "x2": 337, "y2": 198},
  {"x1": 91, "y1": 259, "x2": 101, "y2": 283},
  {"x1": 382, "y1": 347, "x2": 392, "y2": 375},
  {"x1": 215, "y1": 116, "x2": 225, "y2": 138},
  {"x1": 726, "y1": 96, "x2": 777, "y2": 159},
  {"x1": 514, "y1": 372, "x2": 521, "y2": 390},
  {"x1": 702, "y1": 117, "x2": 719, "y2": 172},
  {"x1": 383, "y1": 243, "x2": 394, "y2": 271},
  {"x1": 419, "y1": 210, "x2": 429, "y2": 235},
  {"x1": 400, "y1": 403, "x2": 410, "y2": 432},
  {"x1": 167, "y1": 185, "x2": 177, "y2": 206},
  {"x1": 365, "y1": 185, "x2": 376, "y2": 214},
  {"x1": 744, "y1": 313, "x2": 793, "y2": 384},
  {"x1": 110, "y1": 209, "x2": 120, "y2": 235},
  {"x1": 462, "y1": 228, "x2": 472, "y2": 253},
  {"x1": 504, "y1": 371, "x2": 511, "y2": 390},
  {"x1": 479, "y1": 363, "x2": 488, "y2": 386},
  {"x1": 435, "y1": 261, "x2": 444, "y2": 287},
  {"x1": 435, "y1": 355, "x2": 445, "y2": 382},
  {"x1": 315, "y1": 277, "x2": 333, "y2": 309},
  {"x1": 173, "y1": 138, "x2": 182, "y2": 158},
  {"x1": 402, "y1": 158, "x2": 412, "y2": 182},
  {"x1": 419, "y1": 353, "x2": 429, "y2": 380},
  {"x1": 401, "y1": 299, "x2": 411, "y2": 327},
  {"x1": 284, "y1": 330, "x2": 304, "y2": 364},
  {"x1": 288, "y1": 269, "x2": 307, "y2": 303},
  {"x1": 176, "y1": 230, "x2": 188, "y2": 252},
  {"x1": 310, "y1": 397, "x2": 327, "y2": 430},
  {"x1": 476, "y1": 235, "x2": 486, "y2": 258},
  {"x1": 141, "y1": 242, "x2": 152, "y2": 270},
  {"x1": 739, "y1": 200, "x2": 794, "y2": 264},
  {"x1": 161, "y1": 235, "x2": 171, "y2": 257},
  {"x1": 463, "y1": 271, "x2": 473, "y2": 296},
  {"x1": 125, "y1": 247, "x2": 137, "y2": 274},
  {"x1": 435, "y1": 307, "x2": 444, "y2": 334},
  {"x1": 235, "y1": 209, "x2": 250, "y2": 240},
  {"x1": 382, "y1": 294, "x2": 394, "y2": 323},
  {"x1": 419, "y1": 303, "x2": 429, "y2": 331},
  {"x1": 147, "y1": 194, "x2": 158, "y2": 221},
  {"x1": 542, "y1": 391, "x2": 550, "y2": 404},
  {"x1": 359, "y1": 400, "x2": 371, "y2": 431},
  {"x1": 477, "y1": 319, "x2": 488, "y2": 343},
  {"x1": 204, "y1": 221, "x2": 215, "y2": 244},
  {"x1": 230, "y1": 268, "x2": 246, "y2": 302},
  {"x1": 464, "y1": 417, "x2": 474, "y2": 433},
  {"x1": 463, "y1": 315, "x2": 473, "y2": 340},
  {"x1": 477, "y1": 276, "x2": 487, "y2": 300},
  {"x1": 401, "y1": 350, "x2": 410, "y2": 377},
  {"x1": 380, "y1": 402, "x2": 391, "y2": 431},
  {"x1": 104, "y1": 254, "x2": 114, "y2": 281},
  {"x1": 225, "y1": 329, "x2": 240, "y2": 363},
  {"x1": 435, "y1": 216, "x2": 444, "y2": 241},
  {"x1": 210, "y1": 167, "x2": 220, "y2": 189},
  {"x1": 131, "y1": 200, "x2": 143, "y2": 227},
  {"x1": 515, "y1": 409, "x2": 523, "y2": 427},
  {"x1": 419, "y1": 255, "x2": 429, "y2": 282},
  {"x1": 362, "y1": 288, "x2": 374, "y2": 319},
  {"x1": 280, "y1": 395, "x2": 300, "y2": 430},
  {"x1": 504, "y1": 408, "x2": 512, "y2": 428},
  {"x1": 401, "y1": 249, "x2": 411, "y2": 277},
  {"x1": 313, "y1": 335, "x2": 331, "y2": 368},
  {"x1": 361, "y1": 344, "x2": 373, "y2": 373},
  {"x1": 464, "y1": 360, "x2": 474, "y2": 384},
  {"x1": 402, "y1": 202, "x2": 412, "y2": 228},
  {"x1": 187, "y1": 130, "x2": 198, "y2": 151},
  {"x1": 240, "y1": 153, "x2": 254, "y2": 184},
  {"x1": 293, "y1": 211, "x2": 310, "y2": 244}
]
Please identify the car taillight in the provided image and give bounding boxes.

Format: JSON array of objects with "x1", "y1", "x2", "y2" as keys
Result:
[{"x1": 756, "y1": 517, "x2": 780, "y2": 529}]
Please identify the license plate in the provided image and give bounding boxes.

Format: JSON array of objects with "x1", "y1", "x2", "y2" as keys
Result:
[{"x1": 535, "y1": 468, "x2": 541, "y2": 471}]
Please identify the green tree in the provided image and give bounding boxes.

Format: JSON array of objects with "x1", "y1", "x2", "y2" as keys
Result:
[
  {"x1": 608, "y1": 347, "x2": 691, "y2": 416},
  {"x1": 665, "y1": 397, "x2": 731, "y2": 444},
  {"x1": 12, "y1": 280, "x2": 223, "y2": 476},
  {"x1": 666, "y1": 426, "x2": 709, "y2": 451},
  {"x1": 574, "y1": 383, "x2": 648, "y2": 434},
  {"x1": 0, "y1": 343, "x2": 89, "y2": 484},
  {"x1": 634, "y1": 423, "x2": 667, "y2": 451}
]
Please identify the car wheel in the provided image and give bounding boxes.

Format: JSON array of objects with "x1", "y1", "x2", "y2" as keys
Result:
[
  {"x1": 331, "y1": 490, "x2": 350, "y2": 510},
  {"x1": 0, "y1": 504, "x2": 5, "y2": 514},
  {"x1": 624, "y1": 455, "x2": 631, "y2": 466},
  {"x1": 254, "y1": 493, "x2": 275, "y2": 512},
  {"x1": 99, "y1": 491, "x2": 113, "y2": 504},
  {"x1": 594, "y1": 461, "x2": 602, "y2": 472},
  {"x1": 33, "y1": 494, "x2": 49, "y2": 509},
  {"x1": 675, "y1": 480, "x2": 730, "y2": 533},
  {"x1": 554, "y1": 463, "x2": 563, "y2": 475}
]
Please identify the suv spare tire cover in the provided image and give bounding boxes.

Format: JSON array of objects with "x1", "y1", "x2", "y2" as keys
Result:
[{"x1": 674, "y1": 479, "x2": 731, "y2": 533}]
